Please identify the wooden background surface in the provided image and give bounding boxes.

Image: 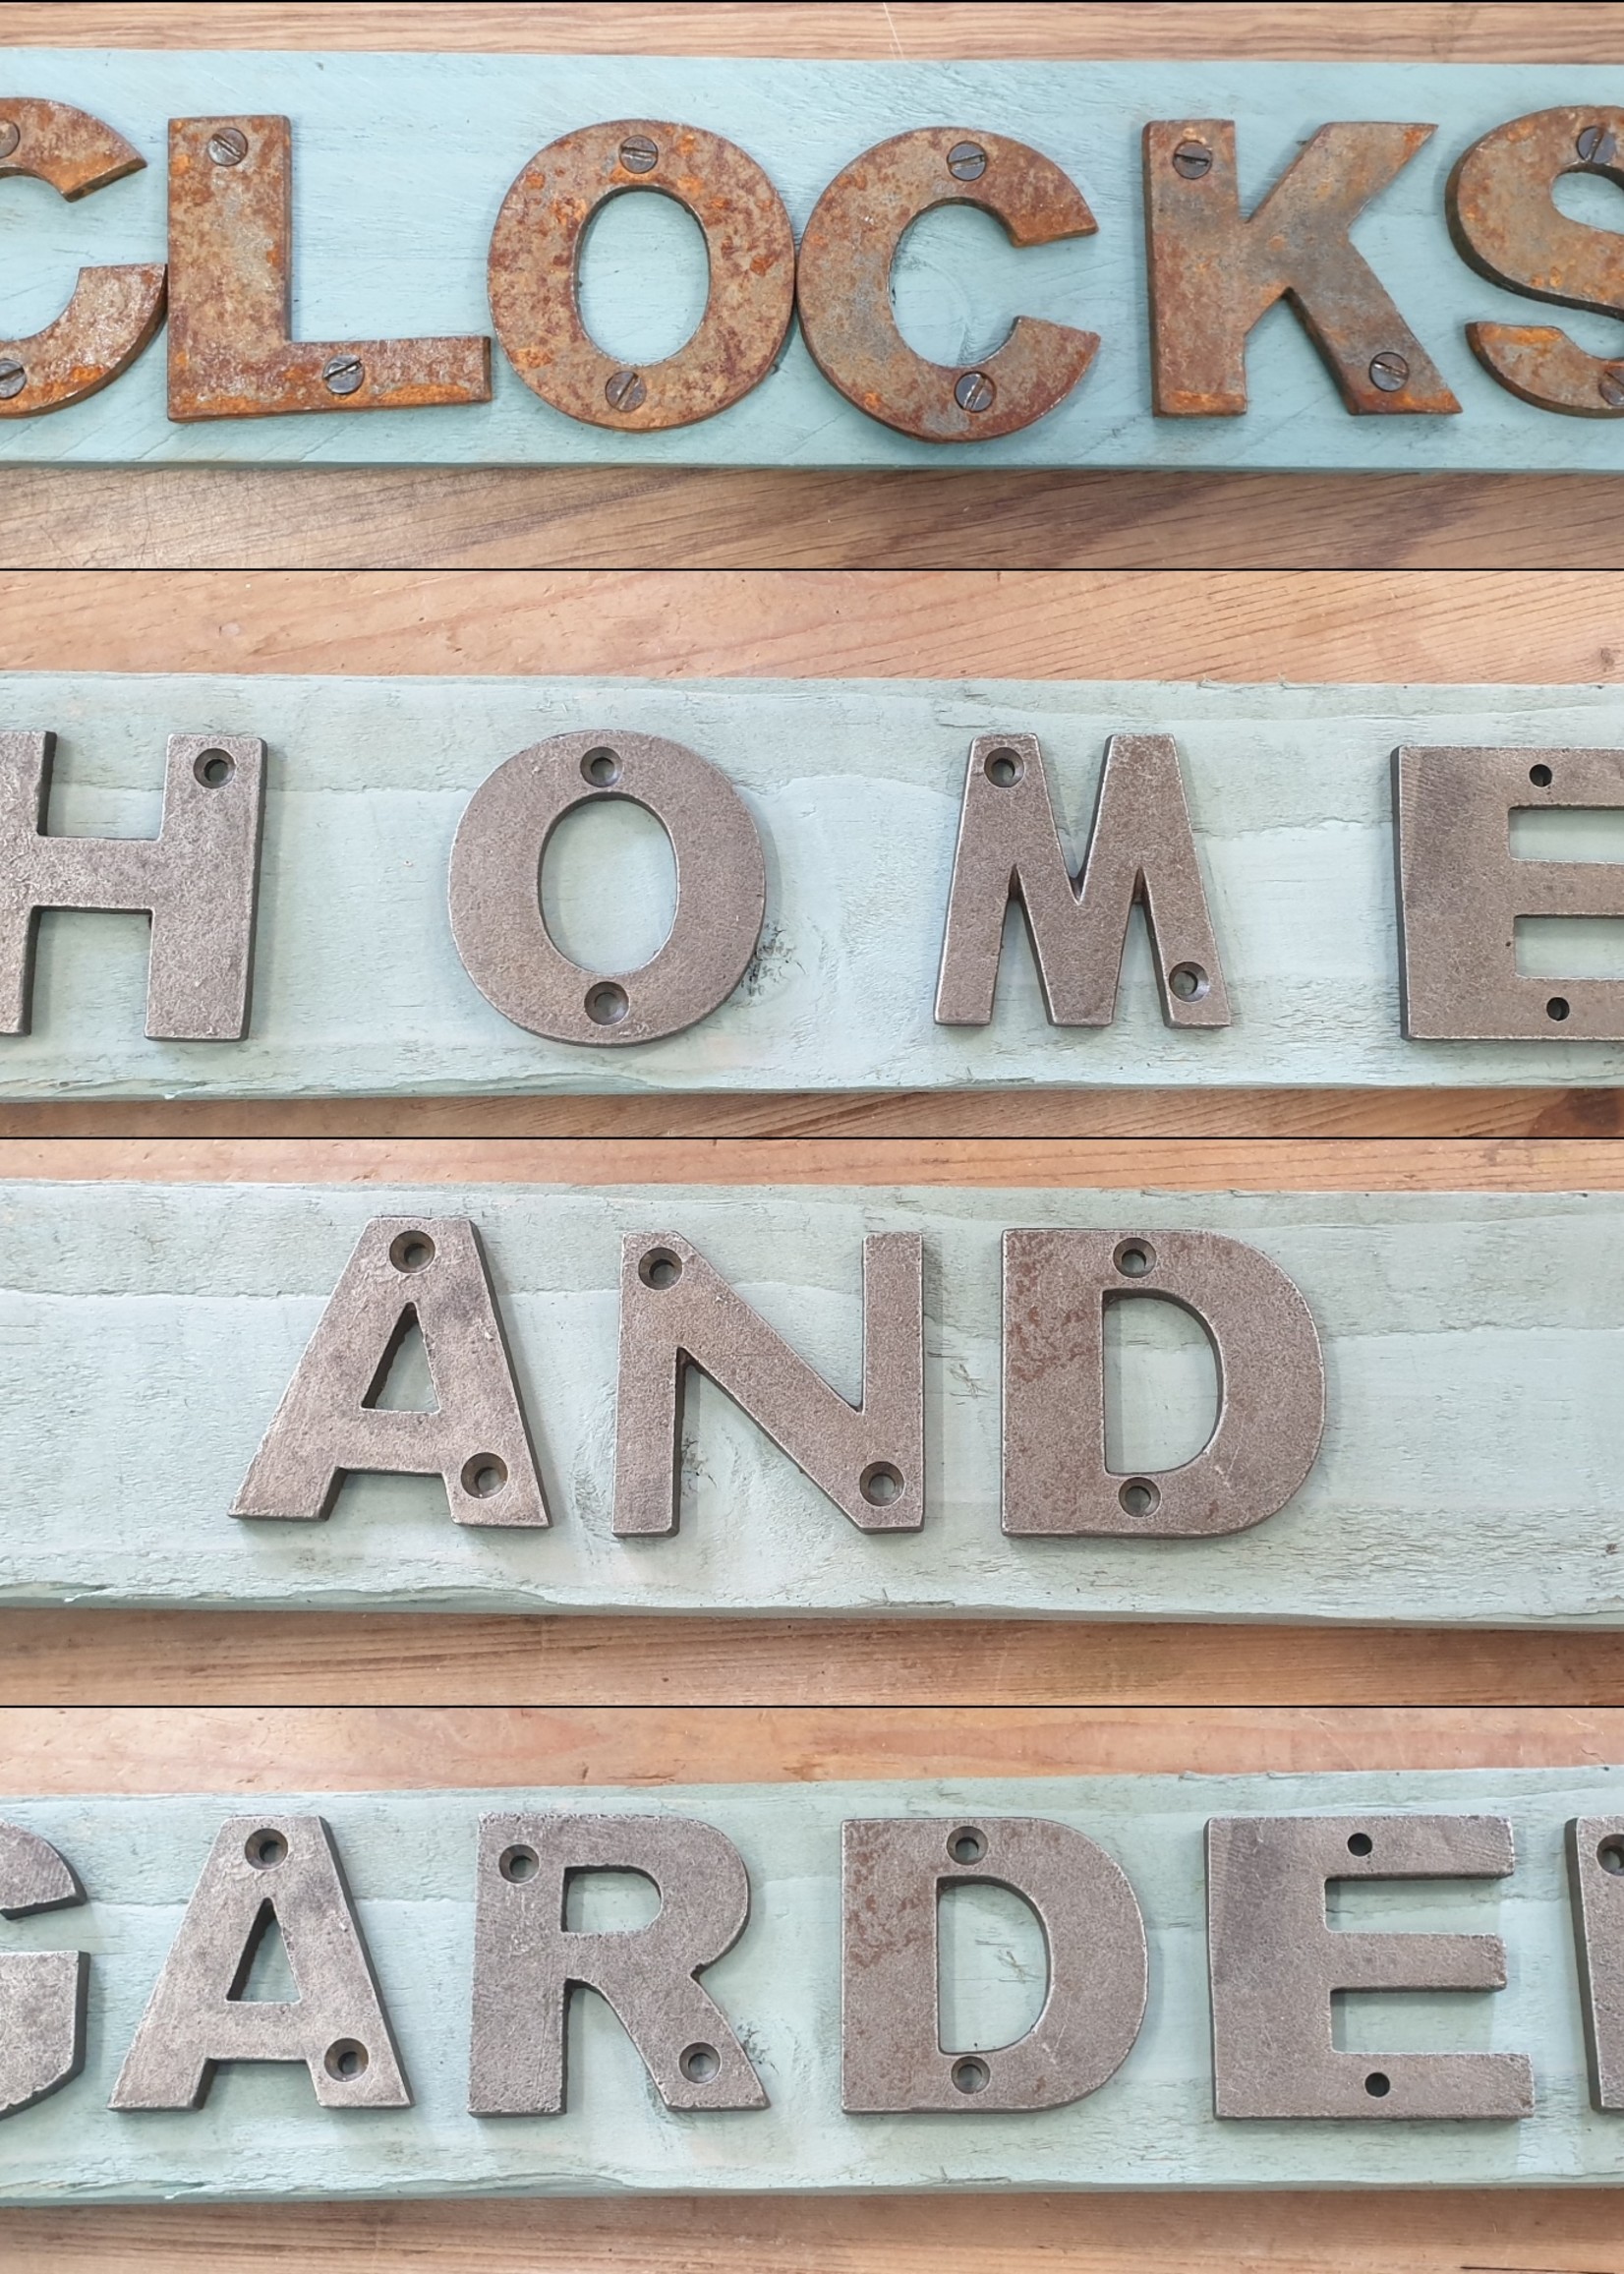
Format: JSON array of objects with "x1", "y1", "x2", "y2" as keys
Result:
[
  {"x1": 1, "y1": 3, "x2": 1622, "y2": 566},
  {"x1": 7, "y1": 5, "x2": 1624, "y2": 2267}
]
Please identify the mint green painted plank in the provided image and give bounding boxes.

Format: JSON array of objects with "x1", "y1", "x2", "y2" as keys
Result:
[
  {"x1": 5, "y1": 1179, "x2": 1623, "y2": 1624},
  {"x1": 3, "y1": 51, "x2": 1624, "y2": 470},
  {"x1": 0, "y1": 1769, "x2": 1620, "y2": 2200},
  {"x1": 8, "y1": 672, "x2": 1624, "y2": 1098}
]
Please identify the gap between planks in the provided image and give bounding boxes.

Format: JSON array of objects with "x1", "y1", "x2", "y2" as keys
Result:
[
  {"x1": 4, "y1": 1706, "x2": 1623, "y2": 1786},
  {"x1": 0, "y1": 1616, "x2": 1619, "y2": 1709},
  {"x1": 4, "y1": 1135, "x2": 1624, "y2": 1186}
]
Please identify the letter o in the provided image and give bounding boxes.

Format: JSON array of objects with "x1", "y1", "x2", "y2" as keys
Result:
[
  {"x1": 487, "y1": 119, "x2": 795, "y2": 430},
  {"x1": 447, "y1": 729, "x2": 766, "y2": 1046}
]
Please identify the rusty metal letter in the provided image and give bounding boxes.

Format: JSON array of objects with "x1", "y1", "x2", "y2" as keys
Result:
[
  {"x1": 0, "y1": 730, "x2": 265, "y2": 1040},
  {"x1": 167, "y1": 116, "x2": 490, "y2": 419},
  {"x1": 1394, "y1": 744, "x2": 1624, "y2": 1040},
  {"x1": 612, "y1": 1230, "x2": 923, "y2": 1537},
  {"x1": 448, "y1": 729, "x2": 766, "y2": 1046},
  {"x1": 1002, "y1": 1228, "x2": 1323, "y2": 1538},
  {"x1": 1448, "y1": 109, "x2": 1624, "y2": 416},
  {"x1": 0, "y1": 98, "x2": 165, "y2": 416},
  {"x1": 1567, "y1": 1817, "x2": 1624, "y2": 2109},
  {"x1": 0, "y1": 1822, "x2": 87, "y2": 2120},
  {"x1": 796, "y1": 129, "x2": 1099, "y2": 441},
  {"x1": 231, "y1": 1215, "x2": 548, "y2": 1529},
  {"x1": 110, "y1": 1814, "x2": 410, "y2": 2111},
  {"x1": 841, "y1": 1817, "x2": 1146, "y2": 2112},
  {"x1": 469, "y1": 1812, "x2": 767, "y2": 2115},
  {"x1": 936, "y1": 732, "x2": 1231, "y2": 1030},
  {"x1": 488, "y1": 120, "x2": 794, "y2": 430},
  {"x1": 1207, "y1": 1815, "x2": 1533, "y2": 2120},
  {"x1": 1143, "y1": 120, "x2": 1459, "y2": 416}
]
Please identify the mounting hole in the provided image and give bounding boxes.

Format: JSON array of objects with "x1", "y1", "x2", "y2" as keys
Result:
[
  {"x1": 1118, "y1": 1478, "x2": 1161, "y2": 1518},
  {"x1": 983, "y1": 746, "x2": 1024, "y2": 787},
  {"x1": 586, "y1": 981, "x2": 630, "y2": 1026},
  {"x1": 461, "y1": 1454, "x2": 508, "y2": 1500},
  {"x1": 1529, "y1": 762, "x2": 1553, "y2": 787},
  {"x1": 948, "y1": 1826, "x2": 986, "y2": 1866},
  {"x1": 860, "y1": 1461, "x2": 904, "y2": 1506},
  {"x1": 194, "y1": 749, "x2": 235, "y2": 787},
  {"x1": 581, "y1": 745, "x2": 622, "y2": 788},
  {"x1": 639, "y1": 1247, "x2": 683, "y2": 1290},
  {"x1": 499, "y1": 1844, "x2": 540, "y2": 1882},
  {"x1": 1363, "y1": 2070, "x2": 1391, "y2": 2098},
  {"x1": 679, "y1": 2041, "x2": 721, "y2": 2084},
  {"x1": 1113, "y1": 1240, "x2": 1155, "y2": 1279},
  {"x1": 1598, "y1": 1836, "x2": 1624, "y2": 1875},
  {"x1": 323, "y1": 2039, "x2": 369, "y2": 2081},
  {"x1": 1169, "y1": 962, "x2": 1209, "y2": 1002},
  {"x1": 1347, "y1": 1831, "x2": 1374, "y2": 1857},
  {"x1": 952, "y1": 2056, "x2": 990, "y2": 2095},
  {"x1": 388, "y1": 1231, "x2": 435, "y2": 1273},
  {"x1": 245, "y1": 1829, "x2": 287, "y2": 1870},
  {"x1": 1547, "y1": 997, "x2": 1571, "y2": 1022}
]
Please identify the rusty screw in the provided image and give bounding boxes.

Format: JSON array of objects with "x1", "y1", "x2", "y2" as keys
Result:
[
  {"x1": 1577, "y1": 124, "x2": 1617, "y2": 164},
  {"x1": 947, "y1": 141, "x2": 987, "y2": 181},
  {"x1": 606, "y1": 369, "x2": 647, "y2": 412},
  {"x1": 1600, "y1": 367, "x2": 1624, "y2": 409},
  {"x1": 207, "y1": 126, "x2": 249, "y2": 166},
  {"x1": 0, "y1": 360, "x2": 25, "y2": 400},
  {"x1": 0, "y1": 121, "x2": 20, "y2": 160},
  {"x1": 955, "y1": 371, "x2": 996, "y2": 414},
  {"x1": 322, "y1": 355, "x2": 365, "y2": 396},
  {"x1": 1172, "y1": 140, "x2": 1213, "y2": 179},
  {"x1": 1368, "y1": 351, "x2": 1410, "y2": 393},
  {"x1": 618, "y1": 135, "x2": 659, "y2": 174}
]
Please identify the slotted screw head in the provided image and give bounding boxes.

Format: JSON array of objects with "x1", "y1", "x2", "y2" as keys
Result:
[
  {"x1": 1600, "y1": 367, "x2": 1624, "y2": 409},
  {"x1": 947, "y1": 142, "x2": 987, "y2": 181},
  {"x1": 955, "y1": 371, "x2": 996, "y2": 414},
  {"x1": 1369, "y1": 351, "x2": 1410, "y2": 392},
  {"x1": 323, "y1": 355, "x2": 365, "y2": 396},
  {"x1": 0, "y1": 122, "x2": 20, "y2": 160},
  {"x1": 619, "y1": 135, "x2": 659, "y2": 174},
  {"x1": 207, "y1": 127, "x2": 249, "y2": 166},
  {"x1": 0, "y1": 360, "x2": 25, "y2": 400},
  {"x1": 1577, "y1": 124, "x2": 1617, "y2": 164},
  {"x1": 1172, "y1": 140, "x2": 1212, "y2": 179},
  {"x1": 606, "y1": 368, "x2": 647, "y2": 412}
]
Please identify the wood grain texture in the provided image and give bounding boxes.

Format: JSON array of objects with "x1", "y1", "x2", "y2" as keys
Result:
[
  {"x1": 11, "y1": 1177, "x2": 1624, "y2": 1624},
  {"x1": 12, "y1": 664, "x2": 1624, "y2": 1099},
  {"x1": 2, "y1": 1710, "x2": 1622, "y2": 2262},
  {"x1": 2, "y1": 8, "x2": 1621, "y2": 564},
  {"x1": 0, "y1": 1767, "x2": 1617, "y2": 2201}
]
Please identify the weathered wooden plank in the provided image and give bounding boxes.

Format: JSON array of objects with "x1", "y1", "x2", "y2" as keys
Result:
[
  {"x1": 5, "y1": 51, "x2": 1624, "y2": 471},
  {"x1": 0, "y1": 1768, "x2": 1621, "y2": 2199},
  {"x1": 9, "y1": 672, "x2": 1624, "y2": 1096},
  {"x1": 5, "y1": 1178, "x2": 1624, "y2": 1624}
]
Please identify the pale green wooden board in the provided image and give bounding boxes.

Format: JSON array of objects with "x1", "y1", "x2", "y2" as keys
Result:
[
  {"x1": 8, "y1": 672, "x2": 1624, "y2": 1097},
  {"x1": 4, "y1": 52, "x2": 1624, "y2": 470},
  {"x1": 6, "y1": 1179, "x2": 1624, "y2": 1624},
  {"x1": 0, "y1": 1770, "x2": 1620, "y2": 2199}
]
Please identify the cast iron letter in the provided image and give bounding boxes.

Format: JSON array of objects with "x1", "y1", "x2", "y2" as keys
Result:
[
  {"x1": 110, "y1": 1814, "x2": 410, "y2": 2110},
  {"x1": 841, "y1": 1816, "x2": 1147, "y2": 2111},
  {"x1": 0, "y1": 730, "x2": 265, "y2": 1040},
  {"x1": 936, "y1": 733, "x2": 1230, "y2": 1029},
  {"x1": 0, "y1": 1821, "x2": 87, "y2": 2119},
  {"x1": 1143, "y1": 119, "x2": 1458, "y2": 415},
  {"x1": 1002, "y1": 1228, "x2": 1323, "y2": 1536},
  {"x1": 1206, "y1": 1814, "x2": 1533, "y2": 2119},
  {"x1": 231, "y1": 1215, "x2": 549, "y2": 1528},
  {"x1": 469, "y1": 1812, "x2": 767, "y2": 2114},
  {"x1": 612, "y1": 1229, "x2": 924, "y2": 1536},
  {"x1": 1567, "y1": 1816, "x2": 1624, "y2": 2110}
]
